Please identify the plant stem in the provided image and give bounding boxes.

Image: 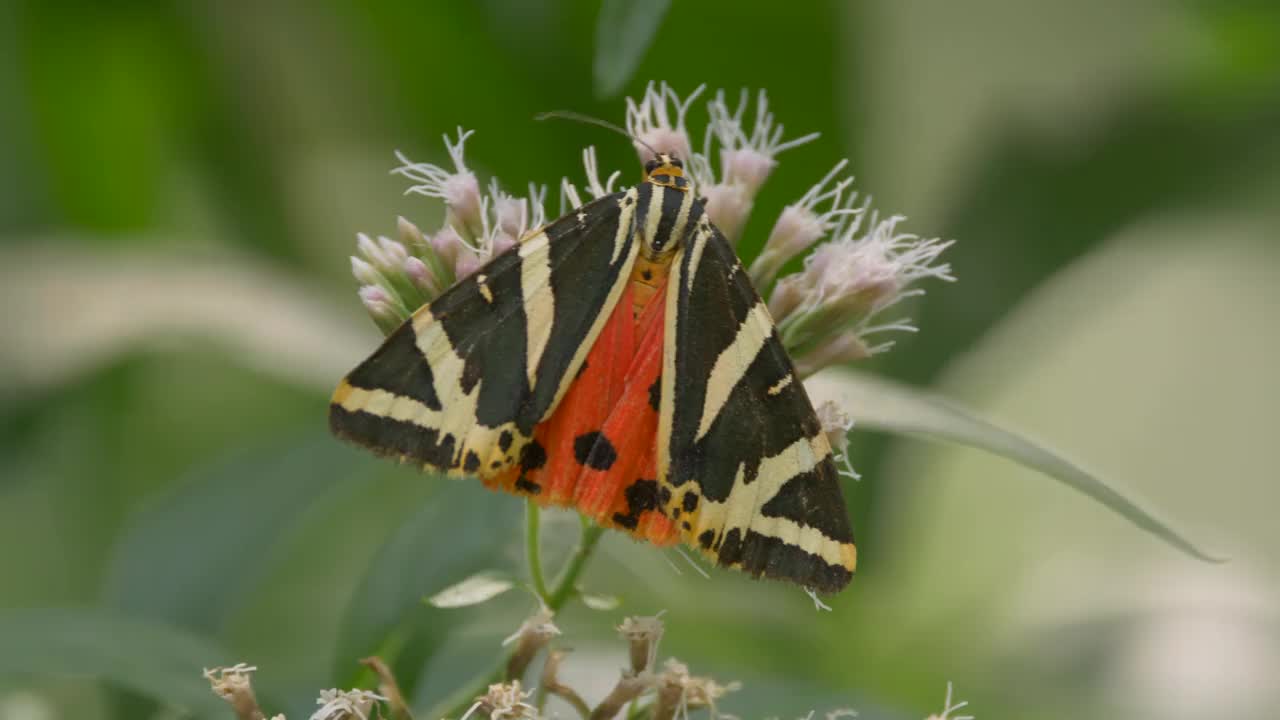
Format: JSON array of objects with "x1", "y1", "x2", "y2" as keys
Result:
[
  {"x1": 547, "y1": 516, "x2": 605, "y2": 610},
  {"x1": 428, "y1": 515, "x2": 607, "y2": 720},
  {"x1": 525, "y1": 500, "x2": 551, "y2": 603}
]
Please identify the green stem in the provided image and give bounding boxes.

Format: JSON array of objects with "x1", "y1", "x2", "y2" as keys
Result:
[
  {"x1": 546, "y1": 517, "x2": 605, "y2": 610},
  {"x1": 525, "y1": 501, "x2": 551, "y2": 603},
  {"x1": 428, "y1": 516, "x2": 607, "y2": 720}
]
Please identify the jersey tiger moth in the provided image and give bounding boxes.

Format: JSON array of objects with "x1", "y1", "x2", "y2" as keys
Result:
[{"x1": 329, "y1": 152, "x2": 857, "y2": 593}]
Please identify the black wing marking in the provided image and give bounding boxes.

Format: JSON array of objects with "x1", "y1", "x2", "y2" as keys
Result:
[
  {"x1": 659, "y1": 218, "x2": 856, "y2": 592},
  {"x1": 331, "y1": 189, "x2": 641, "y2": 479}
]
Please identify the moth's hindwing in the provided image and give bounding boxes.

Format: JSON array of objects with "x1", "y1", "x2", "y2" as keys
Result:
[
  {"x1": 487, "y1": 271, "x2": 679, "y2": 547},
  {"x1": 329, "y1": 188, "x2": 642, "y2": 480},
  {"x1": 659, "y1": 219, "x2": 857, "y2": 593}
]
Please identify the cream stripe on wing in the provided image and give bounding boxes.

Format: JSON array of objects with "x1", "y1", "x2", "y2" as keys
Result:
[
  {"x1": 643, "y1": 185, "x2": 665, "y2": 249},
  {"x1": 542, "y1": 190, "x2": 641, "y2": 414},
  {"x1": 683, "y1": 221, "x2": 709, "y2": 291},
  {"x1": 668, "y1": 191, "x2": 695, "y2": 248},
  {"x1": 694, "y1": 300, "x2": 774, "y2": 442},
  {"x1": 519, "y1": 233, "x2": 553, "y2": 386},
  {"x1": 610, "y1": 191, "x2": 638, "y2": 264}
]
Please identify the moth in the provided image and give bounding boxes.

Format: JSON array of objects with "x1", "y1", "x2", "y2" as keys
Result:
[{"x1": 330, "y1": 152, "x2": 857, "y2": 592}]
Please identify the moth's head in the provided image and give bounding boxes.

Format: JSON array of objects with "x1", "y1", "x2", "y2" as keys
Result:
[{"x1": 644, "y1": 153, "x2": 691, "y2": 192}]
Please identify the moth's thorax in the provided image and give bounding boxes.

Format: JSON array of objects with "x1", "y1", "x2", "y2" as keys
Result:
[
  {"x1": 629, "y1": 154, "x2": 699, "y2": 318},
  {"x1": 634, "y1": 177, "x2": 701, "y2": 265},
  {"x1": 642, "y1": 152, "x2": 692, "y2": 193}
]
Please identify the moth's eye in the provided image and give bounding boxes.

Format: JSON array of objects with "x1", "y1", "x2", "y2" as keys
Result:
[
  {"x1": 644, "y1": 160, "x2": 659, "y2": 173},
  {"x1": 670, "y1": 158, "x2": 684, "y2": 169}
]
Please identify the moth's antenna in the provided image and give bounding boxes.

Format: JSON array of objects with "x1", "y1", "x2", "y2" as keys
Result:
[{"x1": 536, "y1": 110, "x2": 661, "y2": 158}]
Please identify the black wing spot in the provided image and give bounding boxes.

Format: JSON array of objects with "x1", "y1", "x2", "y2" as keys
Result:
[
  {"x1": 658, "y1": 486, "x2": 672, "y2": 506},
  {"x1": 613, "y1": 479, "x2": 660, "y2": 530},
  {"x1": 648, "y1": 375, "x2": 661, "y2": 411},
  {"x1": 498, "y1": 430, "x2": 513, "y2": 451},
  {"x1": 682, "y1": 491, "x2": 699, "y2": 513},
  {"x1": 718, "y1": 528, "x2": 744, "y2": 564},
  {"x1": 490, "y1": 460, "x2": 502, "y2": 469},
  {"x1": 698, "y1": 530, "x2": 716, "y2": 549},
  {"x1": 515, "y1": 477, "x2": 542, "y2": 495},
  {"x1": 573, "y1": 431, "x2": 617, "y2": 471},
  {"x1": 682, "y1": 521, "x2": 691, "y2": 530},
  {"x1": 520, "y1": 439, "x2": 547, "y2": 471},
  {"x1": 463, "y1": 450, "x2": 481, "y2": 473}
]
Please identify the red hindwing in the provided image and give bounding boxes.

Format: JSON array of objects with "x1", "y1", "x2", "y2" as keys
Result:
[{"x1": 487, "y1": 278, "x2": 677, "y2": 547}]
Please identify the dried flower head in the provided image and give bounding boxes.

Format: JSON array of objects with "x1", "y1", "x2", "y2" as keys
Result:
[
  {"x1": 503, "y1": 606, "x2": 561, "y2": 680},
  {"x1": 618, "y1": 613, "x2": 666, "y2": 673},
  {"x1": 310, "y1": 688, "x2": 386, "y2": 720},
  {"x1": 653, "y1": 658, "x2": 740, "y2": 720},
  {"x1": 460, "y1": 681, "x2": 538, "y2": 720},
  {"x1": 815, "y1": 400, "x2": 860, "y2": 481},
  {"x1": 204, "y1": 663, "x2": 264, "y2": 719}
]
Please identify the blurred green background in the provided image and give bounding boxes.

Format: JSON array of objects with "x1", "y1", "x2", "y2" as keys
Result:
[{"x1": 2, "y1": 1, "x2": 1278, "y2": 719}]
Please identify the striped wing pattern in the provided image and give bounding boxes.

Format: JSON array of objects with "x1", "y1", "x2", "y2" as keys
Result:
[
  {"x1": 330, "y1": 173, "x2": 857, "y2": 593},
  {"x1": 330, "y1": 188, "x2": 641, "y2": 480},
  {"x1": 658, "y1": 219, "x2": 857, "y2": 592}
]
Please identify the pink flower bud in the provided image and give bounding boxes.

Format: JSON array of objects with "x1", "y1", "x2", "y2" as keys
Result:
[
  {"x1": 432, "y1": 225, "x2": 465, "y2": 268},
  {"x1": 490, "y1": 232, "x2": 517, "y2": 257},
  {"x1": 356, "y1": 232, "x2": 389, "y2": 269},
  {"x1": 397, "y1": 215, "x2": 430, "y2": 255},
  {"x1": 443, "y1": 172, "x2": 483, "y2": 239},
  {"x1": 793, "y1": 334, "x2": 871, "y2": 378},
  {"x1": 376, "y1": 235, "x2": 409, "y2": 267},
  {"x1": 699, "y1": 183, "x2": 752, "y2": 246},
  {"x1": 350, "y1": 256, "x2": 382, "y2": 286},
  {"x1": 767, "y1": 274, "x2": 807, "y2": 322},
  {"x1": 454, "y1": 248, "x2": 482, "y2": 279},
  {"x1": 625, "y1": 81, "x2": 704, "y2": 164},
  {"x1": 721, "y1": 147, "x2": 776, "y2": 196},
  {"x1": 403, "y1": 256, "x2": 438, "y2": 297}
]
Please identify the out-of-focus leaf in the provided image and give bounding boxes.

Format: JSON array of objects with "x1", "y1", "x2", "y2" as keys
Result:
[
  {"x1": 580, "y1": 592, "x2": 622, "y2": 611},
  {"x1": 102, "y1": 434, "x2": 367, "y2": 634},
  {"x1": 0, "y1": 608, "x2": 233, "y2": 718},
  {"x1": 593, "y1": 0, "x2": 672, "y2": 98},
  {"x1": 331, "y1": 482, "x2": 521, "y2": 688},
  {"x1": 426, "y1": 571, "x2": 515, "y2": 609},
  {"x1": 0, "y1": 245, "x2": 368, "y2": 395},
  {"x1": 807, "y1": 369, "x2": 1222, "y2": 563}
]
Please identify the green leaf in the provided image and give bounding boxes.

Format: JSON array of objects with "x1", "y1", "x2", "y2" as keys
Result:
[
  {"x1": 593, "y1": 0, "x2": 672, "y2": 98},
  {"x1": 814, "y1": 369, "x2": 1223, "y2": 562},
  {"x1": 0, "y1": 608, "x2": 234, "y2": 718},
  {"x1": 331, "y1": 482, "x2": 521, "y2": 689},
  {"x1": 102, "y1": 434, "x2": 367, "y2": 634},
  {"x1": 426, "y1": 571, "x2": 515, "y2": 609}
]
